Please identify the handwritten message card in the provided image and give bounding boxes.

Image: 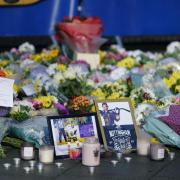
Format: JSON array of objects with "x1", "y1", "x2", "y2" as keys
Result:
[{"x1": 0, "y1": 77, "x2": 14, "y2": 107}]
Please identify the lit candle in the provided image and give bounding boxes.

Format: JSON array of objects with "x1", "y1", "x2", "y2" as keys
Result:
[
  {"x1": 137, "y1": 131, "x2": 150, "y2": 156},
  {"x1": 39, "y1": 145, "x2": 54, "y2": 164},
  {"x1": 82, "y1": 137, "x2": 100, "y2": 166}
]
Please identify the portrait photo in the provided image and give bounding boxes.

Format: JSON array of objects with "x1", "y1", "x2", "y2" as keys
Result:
[
  {"x1": 47, "y1": 113, "x2": 99, "y2": 157},
  {"x1": 95, "y1": 99, "x2": 138, "y2": 152}
]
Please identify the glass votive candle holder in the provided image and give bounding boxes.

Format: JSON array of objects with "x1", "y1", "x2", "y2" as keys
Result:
[
  {"x1": 150, "y1": 143, "x2": 165, "y2": 161},
  {"x1": 21, "y1": 142, "x2": 35, "y2": 160},
  {"x1": 39, "y1": 145, "x2": 54, "y2": 164}
]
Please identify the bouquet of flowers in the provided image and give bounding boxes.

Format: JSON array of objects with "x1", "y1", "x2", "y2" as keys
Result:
[{"x1": 55, "y1": 16, "x2": 106, "y2": 53}]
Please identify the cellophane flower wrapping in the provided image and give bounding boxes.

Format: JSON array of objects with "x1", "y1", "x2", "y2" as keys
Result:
[{"x1": 55, "y1": 16, "x2": 106, "y2": 53}]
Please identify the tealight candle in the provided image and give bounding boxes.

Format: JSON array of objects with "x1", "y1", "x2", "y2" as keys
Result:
[
  {"x1": 24, "y1": 167, "x2": 30, "y2": 174},
  {"x1": 111, "y1": 160, "x2": 118, "y2": 167},
  {"x1": 82, "y1": 137, "x2": 100, "y2": 166},
  {"x1": 89, "y1": 166, "x2": 95, "y2": 175},
  {"x1": 4, "y1": 163, "x2": 11, "y2": 170},
  {"x1": 13, "y1": 158, "x2": 20, "y2": 167},
  {"x1": 39, "y1": 145, "x2": 54, "y2": 164},
  {"x1": 21, "y1": 142, "x2": 35, "y2": 160},
  {"x1": 169, "y1": 152, "x2": 175, "y2": 160},
  {"x1": 124, "y1": 157, "x2": 132, "y2": 163},
  {"x1": 55, "y1": 162, "x2": 63, "y2": 168},
  {"x1": 29, "y1": 160, "x2": 36, "y2": 169},
  {"x1": 116, "y1": 152, "x2": 122, "y2": 160}
]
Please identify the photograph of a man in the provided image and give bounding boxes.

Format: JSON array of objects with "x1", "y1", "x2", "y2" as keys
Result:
[{"x1": 100, "y1": 102, "x2": 115, "y2": 126}]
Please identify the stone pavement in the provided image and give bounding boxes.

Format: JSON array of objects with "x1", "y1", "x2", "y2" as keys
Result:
[{"x1": 0, "y1": 148, "x2": 179, "y2": 180}]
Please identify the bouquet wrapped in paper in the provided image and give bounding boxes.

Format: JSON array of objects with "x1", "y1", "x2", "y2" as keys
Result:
[{"x1": 55, "y1": 16, "x2": 106, "y2": 53}]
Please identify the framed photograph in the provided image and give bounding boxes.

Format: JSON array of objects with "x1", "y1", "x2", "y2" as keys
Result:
[
  {"x1": 47, "y1": 113, "x2": 100, "y2": 158},
  {"x1": 95, "y1": 98, "x2": 138, "y2": 153}
]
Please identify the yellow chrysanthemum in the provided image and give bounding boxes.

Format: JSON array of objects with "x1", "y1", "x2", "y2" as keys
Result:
[
  {"x1": 56, "y1": 64, "x2": 66, "y2": 72},
  {"x1": 50, "y1": 49, "x2": 59, "y2": 58},
  {"x1": 117, "y1": 57, "x2": 135, "y2": 69}
]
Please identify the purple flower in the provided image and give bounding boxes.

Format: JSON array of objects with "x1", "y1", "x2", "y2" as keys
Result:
[
  {"x1": 32, "y1": 100, "x2": 42, "y2": 109},
  {"x1": 54, "y1": 102, "x2": 69, "y2": 115},
  {"x1": 59, "y1": 56, "x2": 67, "y2": 63}
]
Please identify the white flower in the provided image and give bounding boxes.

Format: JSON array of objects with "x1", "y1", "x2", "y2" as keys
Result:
[
  {"x1": 144, "y1": 88, "x2": 156, "y2": 100},
  {"x1": 18, "y1": 42, "x2": 35, "y2": 53},
  {"x1": 53, "y1": 72, "x2": 64, "y2": 87},
  {"x1": 135, "y1": 103, "x2": 155, "y2": 125},
  {"x1": 64, "y1": 66, "x2": 88, "y2": 80},
  {"x1": 47, "y1": 63, "x2": 57, "y2": 76},
  {"x1": 110, "y1": 67, "x2": 129, "y2": 81},
  {"x1": 110, "y1": 45, "x2": 126, "y2": 54},
  {"x1": 12, "y1": 100, "x2": 34, "y2": 113},
  {"x1": 87, "y1": 79, "x2": 95, "y2": 87},
  {"x1": 20, "y1": 59, "x2": 34, "y2": 69},
  {"x1": 166, "y1": 41, "x2": 180, "y2": 53},
  {"x1": 128, "y1": 50, "x2": 143, "y2": 57}
]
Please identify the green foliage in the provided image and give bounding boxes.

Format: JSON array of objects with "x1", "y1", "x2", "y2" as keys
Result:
[
  {"x1": 2, "y1": 137, "x2": 24, "y2": 148},
  {"x1": 58, "y1": 78, "x2": 93, "y2": 98},
  {"x1": 11, "y1": 105, "x2": 31, "y2": 122}
]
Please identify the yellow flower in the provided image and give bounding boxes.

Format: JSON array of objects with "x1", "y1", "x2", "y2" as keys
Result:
[
  {"x1": 117, "y1": 57, "x2": 135, "y2": 69},
  {"x1": 0, "y1": 60, "x2": 9, "y2": 67},
  {"x1": 150, "y1": 138, "x2": 159, "y2": 144},
  {"x1": 172, "y1": 71, "x2": 180, "y2": 80},
  {"x1": 91, "y1": 105, "x2": 96, "y2": 112},
  {"x1": 98, "y1": 50, "x2": 106, "y2": 63},
  {"x1": 175, "y1": 85, "x2": 180, "y2": 93},
  {"x1": 34, "y1": 80, "x2": 40, "y2": 93},
  {"x1": 56, "y1": 64, "x2": 66, "y2": 72},
  {"x1": 107, "y1": 92, "x2": 120, "y2": 100},
  {"x1": 163, "y1": 78, "x2": 173, "y2": 88},
  {"x1": 13, "y1": 84, "x2": 20, "y2": 93},
  {"x1": 4, "y1": 70, "x2": 13, "y2": 77},
  {"x1": 50, "y1": 49, "x2": 59, "y2": 58},
  {"x1": 130, "y1": 99, "x2": 136, "y2": 108},
  {"x1": 91, "y1": 88, "x2": 106, "y2": 100},
  {"x1": 34, "y1": 96, "x2": 56, "y2": 108},
  {"x1": 31, "y1": 54, "x2": 41, "y2": 62}
]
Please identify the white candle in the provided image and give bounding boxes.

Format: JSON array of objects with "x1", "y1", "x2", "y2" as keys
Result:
[
  {"x1": 39, "y1": 145, "x2": 54, "y2": 164},
  {"x1": 137, "y1": 130, "x2": 150, "y2": 156},
  {"x1": 137, "y1": 139, "x2": 150, "y2": 156},
  {"x1": 82, "y1": 138, "x2": 100, "y2": 166}
]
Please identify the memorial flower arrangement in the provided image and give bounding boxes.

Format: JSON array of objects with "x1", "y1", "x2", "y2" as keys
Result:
[{"x1": 0, "y1": 41, "x2": 180, "y2": 157}]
